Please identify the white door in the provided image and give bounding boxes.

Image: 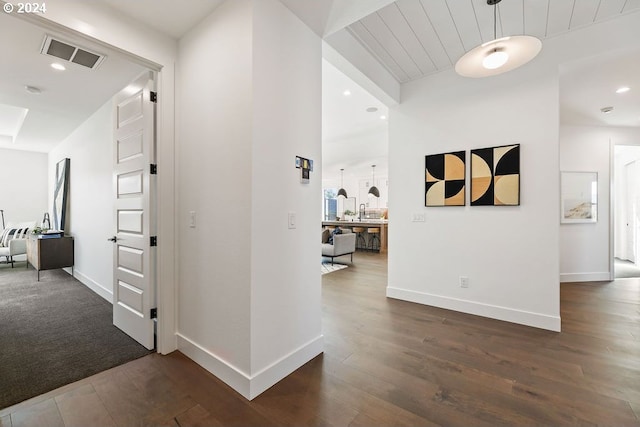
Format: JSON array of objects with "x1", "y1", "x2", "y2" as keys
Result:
[
  {"x1": 112, "y1": 71, "x2": 157, "y2": 350},
  {"x1": 625, "y1": 162, "x2": 637, "y2": 263}
]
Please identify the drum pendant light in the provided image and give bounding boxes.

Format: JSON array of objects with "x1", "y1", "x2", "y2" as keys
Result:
[
  {"x1": 368, "y1": 165, "x2": 380, "y2": 198},
  {"x1": 337, "y1": 168, "x2": 347, "y2": 198}
]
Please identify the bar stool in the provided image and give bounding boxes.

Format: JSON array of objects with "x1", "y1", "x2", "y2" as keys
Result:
[
  {"x1": 367, "y1": 227, "x2": 380, "y2": 252},
  {"x1": 351, "y1": 227, "x2": 366, "y2": 250}
]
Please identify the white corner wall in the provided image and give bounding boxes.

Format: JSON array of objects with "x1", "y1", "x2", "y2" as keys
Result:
[
  {"x1": 176, "y1": 0, "x2": 322, "y2": 400},
  {"x1": 48, "y1": 101, "x2": 114, "y2": 301},
  {"x1": 251, "y1": 0, "x2": 322, "y2": 399},
  {"x1": 389, "y1": 65, "x2": 561, "y2": 331},
  {"x1": 559, "y1": 125, "x2": 640, "y2": 282},
  {"x1": 0, "y1": 148, "x2": 48, "y2": 228},
  {"x1": 176, "y1": 0, "x2": 253, "y2": 391}
]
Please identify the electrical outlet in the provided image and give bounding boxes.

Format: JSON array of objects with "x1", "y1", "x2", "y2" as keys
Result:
[
  {"x1": 412, "y1": 212, "x2": 426, "y2": 222},
  {"x1": 459, "y1": 276, "x2": 469, "y2": 288}
]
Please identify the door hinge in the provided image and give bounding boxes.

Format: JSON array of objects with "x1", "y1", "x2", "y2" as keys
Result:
[
  {"x1": 150, "y1": 236, "x2": 157, "y2": 247},
  {"x1": 150, "y1": 91, "x2": 157, "y2": 103},
  {"x1": 150, "y1": 164, "x2": 157, "y2": 175},
  {"x1": 150, "y1": 308, "x2": 157, "y2": 319}
]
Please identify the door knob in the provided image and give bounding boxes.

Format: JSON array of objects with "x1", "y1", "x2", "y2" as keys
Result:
[{"x1": 108, "y1": 236, "x2": 118, "y2": 242}]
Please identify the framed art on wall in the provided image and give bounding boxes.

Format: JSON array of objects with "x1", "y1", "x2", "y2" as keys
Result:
[
  {"x1": 53, "y1": 158, "x2": 70, "y2": 231},
  {"x1": 471, "y1": 144, "x2": 520, "y2": 206},
  {"x1": 560, "y1": 171, "x2": 597, "y2": 223},
  {"x1": 425, "y1": 151, "x2": 466, "y2": 206}
]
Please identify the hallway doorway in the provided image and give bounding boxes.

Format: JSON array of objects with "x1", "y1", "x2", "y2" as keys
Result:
[{"x1": 613, "y1": 144, "x2": 640, "y2": 279}]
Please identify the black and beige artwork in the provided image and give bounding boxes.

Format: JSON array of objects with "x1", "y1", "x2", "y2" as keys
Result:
[
  {"x1": 425, "y1": 151, "x2": 466, "y2": 206},
  {"x1": 471, "y1": 144, "x2": 520, "y2": 206}
]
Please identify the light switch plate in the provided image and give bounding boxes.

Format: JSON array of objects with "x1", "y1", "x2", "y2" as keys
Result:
[
  {"x1": 288, "y1": 212, "x2": 296, "y2": 229},
  {"x1": 189, "y1": 211, "x2": 196, "y2": 228}
]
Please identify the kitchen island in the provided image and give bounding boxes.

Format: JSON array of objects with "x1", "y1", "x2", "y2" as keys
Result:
[{"x1": 322, "y1": 220, "x2": 388, "y2": 253}]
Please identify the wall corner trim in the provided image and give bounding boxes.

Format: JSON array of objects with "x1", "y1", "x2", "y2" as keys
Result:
[
  {"x1": 177, "y1": 333, "x2": 251, "y2": 398},
  {"x1": 386, "y1": 286, "x2": 561, "y2": 332},
  {"x1": 177, "y1": 333, "x2": 324, "y2": 400},
  {"x1": 249, "y1": 335, "x2": 324, "y2": 399}
]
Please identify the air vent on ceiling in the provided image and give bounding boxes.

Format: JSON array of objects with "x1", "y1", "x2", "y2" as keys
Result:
[{"x1": 40, "y1": 35, "x2": 106, "y2": 69}]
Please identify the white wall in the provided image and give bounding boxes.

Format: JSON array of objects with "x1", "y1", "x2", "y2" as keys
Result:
[
  {"x1": 388, "y1": 12, "x2": 640, "y2": 332},
  {"x1": 177, "y1": 0, "x2": 253, "y2": 385},
  {"x1": 559, "y1": 126, "x2": 640, "y2": 282},
  {"x1": 389, "y1": 65, "x2": 561, "y2": 331},
  {"x1": 0, "y1": 148, "x2": 48, "y2": 228},
  {"x1": 615, "y1": 144, "x2": 640, "y2": 262},
  {"x1": 251, "y1": 0, "x2": 322, "y2": 396},
  {"x1": 48, "y1": 101, "x2": 113, "y2": 301},
  {"x1": 176, "y1": 0, "x2": 322, "y2": 400},
  {"x1": 559, "y1": 125, "x2": 612, "y2": 282}
]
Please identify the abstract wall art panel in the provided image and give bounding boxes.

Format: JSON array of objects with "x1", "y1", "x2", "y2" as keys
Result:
[
  {"x1": 425, "y1": 150, "x2": 465, "y2": 206},
  {"x1": 471, "y1": 144, "x2": 520, "y2": 206}
]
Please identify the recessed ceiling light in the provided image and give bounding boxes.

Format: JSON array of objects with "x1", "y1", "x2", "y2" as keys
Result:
[
  {"x1": 600, "y1": 106, "x2": 614, "y2": 114},
  {"x1": 25, "y1": 85, "x2": 41, "y2": 94},
  {"x1": 380, "y1": 115, "x2": 387, "y2": 120},
  {"x1": 343, "y1": 90, "x2": 351, "y2": 96},
  {"x1": 51, "y1": 62, "x2": 66, "y2": 71},
  {"x1": 366, "y1": 107, "x2": 378, "y2": 113},
  {"x1": 616, "y1": 86, "x2": 630, "y2": 94}
]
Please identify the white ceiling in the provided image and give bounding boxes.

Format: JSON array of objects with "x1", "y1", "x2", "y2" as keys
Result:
[
  {"x1": 560, "y1": 47, "x2": 640, "y2": 127},
  {"x1": 347, "y1": 0, "x2": 640, "y2": 83},
  {"x1": 1, "y1": 0, "x2": 638, "y2": 167},
  {"x1": 0, "y1": 12, "x2": 146, "y2": 152},
  {"x1": 322, "y1": 60, "x2": 389, "y2": 181},
  {"x1": 99, "y1": 0, "x2": 225, "y2": 39},
  {"x1": 324, "y1": 0, "x2": 640, "y2": 180}
]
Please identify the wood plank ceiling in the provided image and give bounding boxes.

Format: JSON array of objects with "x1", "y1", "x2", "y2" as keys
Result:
[{"x1": 347, "y1": 0, "x2": 640, "y2": 83}]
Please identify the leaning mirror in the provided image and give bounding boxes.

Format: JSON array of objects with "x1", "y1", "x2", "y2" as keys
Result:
[{"x1": 53, "y1": 158, "x2": 70, "y2": 231}]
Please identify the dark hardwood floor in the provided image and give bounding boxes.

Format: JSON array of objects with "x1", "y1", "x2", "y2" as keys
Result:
[{"x1": 2, "y1": 251, "x2": 639, "y2": 426}]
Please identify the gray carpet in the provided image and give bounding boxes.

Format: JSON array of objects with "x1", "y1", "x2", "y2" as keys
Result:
[
  {"x1": 615, "y1": 258, "x2": 640, "y2": 279},
  {"x1": 0, "y1": 262, "x2": 151, "y2": 409}
]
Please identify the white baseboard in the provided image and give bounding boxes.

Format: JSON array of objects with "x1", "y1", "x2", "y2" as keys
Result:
[
  {"x1": 387, "y1": 286, "x2": 561, "y2": 332},
  {"x1": 560, "y1": 272, "x2": 612, "y2": 282},
  {"x1": 249, "y1": 335, "x2": 323, "y2": 399},
  {"x1": 72, "y1": 269, "x2": 113, "y2": 302},
  {"x1": 177, "y1": 333, "x2": 324, "y2": 400}
]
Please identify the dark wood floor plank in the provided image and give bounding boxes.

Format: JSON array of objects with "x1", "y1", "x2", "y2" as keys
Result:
[
  {"x1": 0, "y1": 369, "x2": 112, "y2": 419},
  {"x1": 174, "y1": 404, "x2": 224, "y2": 427},
  {"x1": 150, "y1": 353, "x2": 279, "y2": 427},
  {"x1": 2, "y1": 251, "x2": 640, "y2": 426},
  {"x1": 9, "y1": 399, "x2": 64, "y2": 427},
  {"x1": 630, "y1": 400, "x2": 640, "y2": 421},
  {"x1": 54, "y1": 384, "x2": 116, "y2": 427}
]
